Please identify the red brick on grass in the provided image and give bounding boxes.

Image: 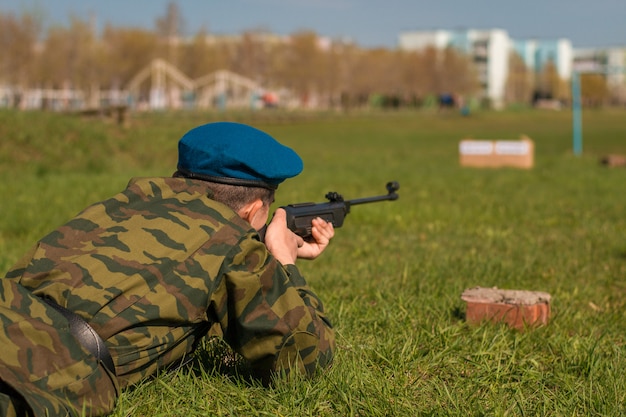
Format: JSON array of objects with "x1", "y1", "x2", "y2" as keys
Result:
[
  {"x1": 600, "y1": 154, "x2": 626, "y2": 167},
  {"x1": 461, "y1": 287, "x2": 551, "y2": 331}
]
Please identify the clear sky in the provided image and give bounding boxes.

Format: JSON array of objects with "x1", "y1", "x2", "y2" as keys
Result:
[{"x1": 1, "y1": 0, "x2": 625, "y2": 49}]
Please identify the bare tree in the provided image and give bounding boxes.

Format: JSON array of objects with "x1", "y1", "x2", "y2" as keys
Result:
[
  {"x1": 231, "y1": 30, "x2": 273, "y2": 83},
  {"x1": 440, "y1": 47, "x2": 478, "y2": 97},
  {"x1": 505, "y1": 52, "x2": 533, "y2": 105},
  {"x1": 276, "y1": 31, "x2": 332, "y2": 104},
  {"x1": 100, "y1": 26, "x2": 160, "y2": 88},
  {"x1": 581, "y1": 73, "x2": 610, "y2": 107},
  {"x1": 0, "y1": 11, "x2": 41, "y2": 88},
  {"x1": 179, "y1": 27, "x2": 227, "y2": 78},
  {"x1": 535, "y1": 60, "x2": 568, "y2": 100},
  {"x1": 155, "y1": 1, "x2": 184, "y2": 65},
  {"x1": 35, "y1": 17, "x2": 100, "y2": 89}
]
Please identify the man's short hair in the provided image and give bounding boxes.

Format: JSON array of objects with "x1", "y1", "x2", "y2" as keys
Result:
[{"x1": 202, "y1": 182, "x2": 274, "y2": 212}]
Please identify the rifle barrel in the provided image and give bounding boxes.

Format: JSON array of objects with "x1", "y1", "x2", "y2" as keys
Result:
[{"x1": 348, "y1": 193, "x2": 399, "y2": 206}]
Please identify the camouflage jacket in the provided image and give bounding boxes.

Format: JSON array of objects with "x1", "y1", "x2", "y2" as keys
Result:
[{"x1": 4, "y1": 177, "x2": 335, "y2": 387}]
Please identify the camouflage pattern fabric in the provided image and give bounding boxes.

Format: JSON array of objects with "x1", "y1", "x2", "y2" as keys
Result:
[
  {"x1": 0, "y1": 177, "x2": 335, "y2": 416},
  {"x1": 0, "y1": 278, "x2": 119, "y2": 416}
]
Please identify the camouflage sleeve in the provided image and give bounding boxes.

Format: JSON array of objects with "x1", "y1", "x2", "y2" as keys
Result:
[
  {"x1": 212, "y1": 232, "x2": 335, "y2": 378},
  {"x1": 3, "y1": 244, "x2": 38, "y2": 281}
]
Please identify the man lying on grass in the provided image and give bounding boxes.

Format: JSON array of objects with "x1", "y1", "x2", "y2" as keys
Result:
[{"x1": 0, "y1": 122, "x2": 336, "y2": 417}]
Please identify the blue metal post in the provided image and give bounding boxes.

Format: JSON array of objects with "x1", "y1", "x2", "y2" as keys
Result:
[{"x1": 571, "y1": 71, "x2": 583, "y2": 156}]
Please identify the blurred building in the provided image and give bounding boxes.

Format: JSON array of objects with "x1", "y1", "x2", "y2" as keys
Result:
[
  {"x1": 398, "y1": 29, "x2": 509, "y2": 108},
  {"x1": 398, "y1": 29, "x2": 574, "y2": 109},
  {"x1": 573, "y1": 47, "x2": 626, "y2": 104},
  {"x1": 512, "y1": 38, "x2": 573, "y2": 80}
]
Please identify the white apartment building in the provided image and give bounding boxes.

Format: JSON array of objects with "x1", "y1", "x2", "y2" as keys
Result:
[
  {"x1": 398, "y1": 29, "x2": 574, "y2": 108},
  {"x1": 513, "y1": 38, "x2": 573, "y2": 80}
]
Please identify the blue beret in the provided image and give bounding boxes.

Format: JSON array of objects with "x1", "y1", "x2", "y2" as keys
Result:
[{"x1": 176, "y1": 122, "x2": 303, "y2": 189}]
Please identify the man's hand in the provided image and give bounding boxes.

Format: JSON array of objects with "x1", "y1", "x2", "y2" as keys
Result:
[
  {"x1": 264, "y1": 208, "x2": 334, "y2": 265},
  {"x1": 296, "y1": 216, "x2": 334, "y2": 259}
]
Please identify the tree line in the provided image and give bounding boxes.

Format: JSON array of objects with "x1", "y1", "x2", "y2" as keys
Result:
[{"x1": 0, "y1": 4, "x2": 613, "y2": 110}]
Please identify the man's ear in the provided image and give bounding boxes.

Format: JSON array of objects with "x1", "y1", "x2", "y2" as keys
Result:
[{"x1": 237, "y1": 198, "x2": 264, "y2": 223}]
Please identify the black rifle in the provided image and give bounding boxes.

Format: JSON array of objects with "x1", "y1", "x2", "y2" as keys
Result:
[{"x1": 260, "y1": 181, "x2": 400, "y2": 240}]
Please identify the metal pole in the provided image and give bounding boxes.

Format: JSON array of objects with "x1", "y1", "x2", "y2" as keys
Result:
[{"x1": 571, "y1": 71, "x2": 583, "y2": 156}]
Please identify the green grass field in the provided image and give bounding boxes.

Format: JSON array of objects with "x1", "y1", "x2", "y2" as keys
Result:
[{"x1": 1, "y1": 108, "x2": 625, "y2": 416}]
